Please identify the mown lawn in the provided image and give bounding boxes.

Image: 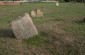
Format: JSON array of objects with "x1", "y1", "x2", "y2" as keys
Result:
[{"x1": 0, "y1": 3, "x2": 85, "y2": 55}]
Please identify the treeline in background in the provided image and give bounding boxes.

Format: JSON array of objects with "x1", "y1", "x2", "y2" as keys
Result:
[{"x1": 0, "y1": 0, "x2": 85, "y2": 3}]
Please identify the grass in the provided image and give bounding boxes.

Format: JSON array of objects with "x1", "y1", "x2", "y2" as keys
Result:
[
  {"x1": 0, "y1": 3, "x2": 85, "y2": 55},
  {"x1": 23, "y1": 34, "x2": 45, "y2": 47}
]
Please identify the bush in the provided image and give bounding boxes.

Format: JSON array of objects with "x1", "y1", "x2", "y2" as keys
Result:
[
  {"x1": 64, "y1": 0, "x2": 70, "y2": 2},
  {"x1": 59, "y1": 0, "x2": 66, "y2": 2}
]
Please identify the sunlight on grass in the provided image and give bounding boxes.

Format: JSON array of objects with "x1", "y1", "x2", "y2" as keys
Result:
[
  {"x1": 23, "y1": 32, "x2": 48, "y2": 46},
  {"x1": 0, "y1": 3, "x2": 85, "y2": 55}
]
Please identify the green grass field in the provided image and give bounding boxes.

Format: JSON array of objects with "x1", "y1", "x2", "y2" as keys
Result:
[{"x1": 0, "y1": 3, "x2": 85, "y2": 55}]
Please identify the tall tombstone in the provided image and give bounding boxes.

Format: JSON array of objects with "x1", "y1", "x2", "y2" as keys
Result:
[{"x1": 11, "y1": 13, "x2": 38, "y2": 39}]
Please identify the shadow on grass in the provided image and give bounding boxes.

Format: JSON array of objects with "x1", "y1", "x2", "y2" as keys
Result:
[
  {"x1": 0, "y1": 29, "x2": 15, "y2": 38},
  {"x1": 75, "y1": 20, "x2": 85, "y2": 24}
]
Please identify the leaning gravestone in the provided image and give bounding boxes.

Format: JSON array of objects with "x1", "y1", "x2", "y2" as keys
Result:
[{"x1": 11, "y1": 13, "x2": 38, "y2": 39}]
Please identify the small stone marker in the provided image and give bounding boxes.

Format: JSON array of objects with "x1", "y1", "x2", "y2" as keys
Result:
[
  {"x1": 56, "y1": 1, "x2": 59, "y2": 6},
  {"x1": 11, "y1": 13, "x2": 38, "y2": 39},
  {"x1": 31, "y1": 10, "x2": 37, "y2": 17},
  {"x1": 37, "y1": 9, "x2": 43, "y2": 17}
]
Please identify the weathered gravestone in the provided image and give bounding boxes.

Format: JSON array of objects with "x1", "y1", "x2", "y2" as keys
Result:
[
  {"x1": 11, "y1": 13, "x2": 38, "y2": 39},
  {"x1": 37, "y1": 9, "x2": 43, "y2": 17},
  {"x1": 31, "y1": 10, "x2": 37, "y2": 17}
]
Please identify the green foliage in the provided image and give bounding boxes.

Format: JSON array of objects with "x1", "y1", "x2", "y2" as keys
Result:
[
  {"x1": 59, "y1": 0, "x2": 66, "y2": 2},
  {"x1": 23, "y1": 34, "x2": 45, "y2": 46},
  {"x1": 63, "y1": 0, "x2": 70, "y2": 2}
]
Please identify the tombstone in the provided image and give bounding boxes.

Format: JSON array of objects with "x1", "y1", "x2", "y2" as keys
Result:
[
  {"x1": 11, "y1": 13, "x2": 38, "y2": 39},
  {"x1": 37, "y1": 9, "x2": 43, "y2": 17},
  {"x1": 56, "y1": 1, "x2": 59, "y2": 6},
  {"x1": 31, "y1": 10, "x2": 37, "y2": 17}
]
